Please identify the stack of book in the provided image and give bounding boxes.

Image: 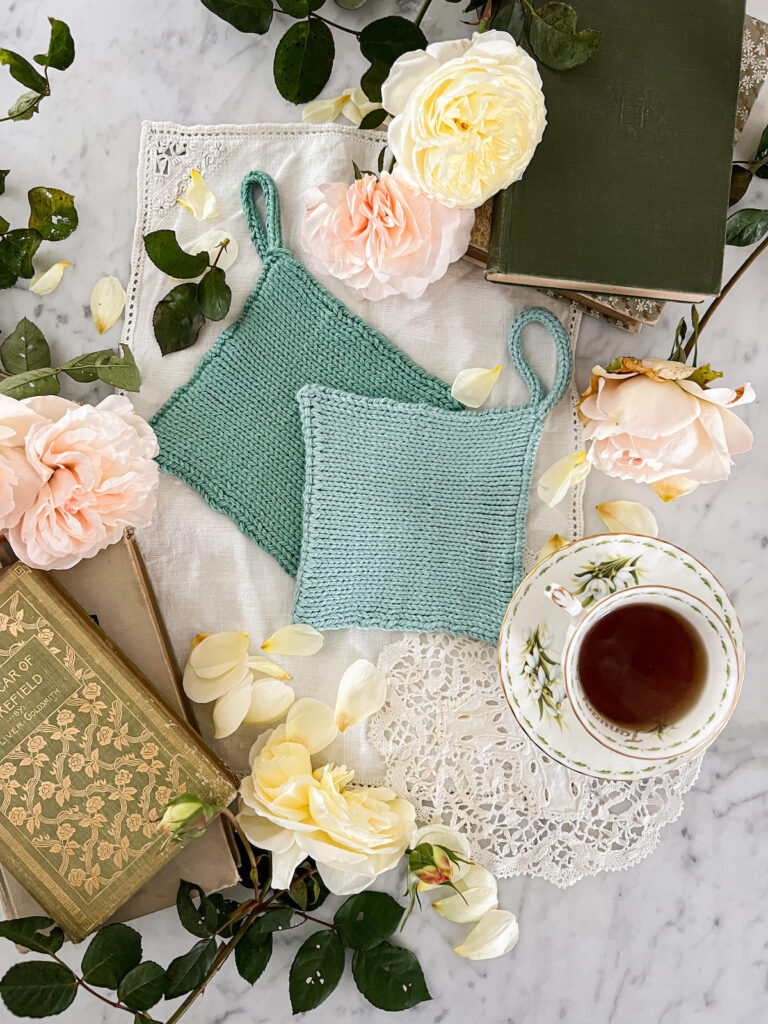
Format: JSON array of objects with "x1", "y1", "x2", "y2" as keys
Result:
[{"x1": 467, "y1": 10, "x2": 768, "y2": 333}]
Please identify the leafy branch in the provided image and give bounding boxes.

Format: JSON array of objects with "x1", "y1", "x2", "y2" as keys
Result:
[
  {"x1": 0, "y1": 17, "x2": 74, "y2": 123},
  {"x1": 0, "y1": 174, "x2": 79, "y2": 289}
]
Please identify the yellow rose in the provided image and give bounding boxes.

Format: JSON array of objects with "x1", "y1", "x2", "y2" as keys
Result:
[
  {"x1": 382, "y1": 30, "x2": 546, "y2": 209},
  {"x1": 238, "y1": 725, "x2": 415, "y2": 894}
]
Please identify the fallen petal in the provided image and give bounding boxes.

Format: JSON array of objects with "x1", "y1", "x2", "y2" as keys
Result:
[
  {"x1": 334, "y1": 659, "x2": 387, "y2": 732},
  {"x1": 185, "y1": 227, "x2": 238, "y2": 272},
  {"x1": 285, "y1": 697, "x2": 337, "y2": 753},
  {"x1": 246, "y1": 656, "x2": 292, "y2": 680},
  {"x1": 212, "y1": 678, "x2": 254, "y2": 739},
  {"x1": 451, "y1": 365, "x2": 503, "y2": 408},
  {"x1": 189, "y1": 630, "x2": 249, "y2": 678},
  {"x1": 434, "y1": 863, "x2": 499, "y2": 924},
  {"x1": 341, "y1": 88, "x2": 382, "y2": 127},
  {"x1": 177, "y1": 169, "x2": 218, "y2": 220},
  {"x1": 538, "y1": 451, "x2": 591, "y2": 507},
  {"x1": 261, "y1": 623, "x2": 324, "y2": 656},
  {"x1": 596, "y1": 500, "x2": 659, "y2": 537},
  {"x1": 29, "y1": 260, "x2": 70, "y2": 295},
  {"x1": 453, "y1": 909, "x2": 520, "y2": 960},
  {"x1": 302, "y1": 93, "x2": 347, "y2": 124},
  {"x1": 90, "y1": 276, "x2": 127, "y2": 334},
  {"x1": 537, "y1": 534, "x2": 569, "y2": 562},
  {"x1": 649, "y1": 475, "x2": 699, "y2": 503},
  {"x1": 242, "y1": 678, "x2": 295, "y2": 725},
  {"x1": 182, "y1": 660, "x2": 250, "y2": 704}
]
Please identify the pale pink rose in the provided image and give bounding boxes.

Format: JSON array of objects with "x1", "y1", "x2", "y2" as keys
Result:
[
  {"x1": 300, "y1": 169, "x2": 474, "y2": 301},
  {"x1": 0, "y1": 396, "x2": 50, "y2": 531},
  {"x1": 578, "y1": 359, "x2": 754, "y2": 499},
  {"x1": 7, "y1": 395, "x2": 159, "y2": 570}
]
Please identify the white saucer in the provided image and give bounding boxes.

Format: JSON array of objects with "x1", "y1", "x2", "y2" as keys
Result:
[{"x1": 498, "y1": 534, "x2": 744, "y2": 780}]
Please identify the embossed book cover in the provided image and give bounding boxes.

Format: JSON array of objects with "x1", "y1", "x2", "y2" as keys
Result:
[{"x1": 0, "y1": 563, "x2": 237, "y2": 942}]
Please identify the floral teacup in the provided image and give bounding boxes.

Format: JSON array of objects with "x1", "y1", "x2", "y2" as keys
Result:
[{"x1": 545, "y1": 583, "x2": 741, "y2": 761}]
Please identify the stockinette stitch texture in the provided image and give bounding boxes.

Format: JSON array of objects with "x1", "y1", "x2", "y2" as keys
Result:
[
  {"x1": 293, "y1": 307, "x2": 573, "y2": 645},
  {"x1": 150, "y1": 170, "x2": 460, "y2": 575}
]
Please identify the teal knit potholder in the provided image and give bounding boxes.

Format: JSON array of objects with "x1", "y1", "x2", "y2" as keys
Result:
[
  {"x1": 150, "y1": 171, "x2": 460, "y2": 575},
  {"x1": 293, "y1": 308, "x2": 573, "y2": 645}
]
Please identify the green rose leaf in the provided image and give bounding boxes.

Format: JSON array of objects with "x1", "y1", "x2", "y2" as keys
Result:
[
  {"x1": 7, "y1": 91, "x2": 41, "y2": 121},
  {"x1": 359, "y1": 17, "x2": 427, "y2": 66},
  {"x1": 0, "y1": 367, "x2": 60, "y2": 399},
  {"x1": 208, "y1": 894, "x2": 240, "y2": 939},
  {"x1": 359, "y1": 108, "x2": 387, "y2": 130},
  {"x1": 144, "y1": 229, "x2": 209, "y2": 279},
  {"x1": 729, "y1": 165, "x2": 752, "y2": 206},
  {"x1": 28, "y1": 187, "x2": 78, "y2": 242},
  {"x1": 274, "y1": 20, "x2": 335, "y2": 104},
  {"x1": 278, "y1": 0, "x2": 310, "y2": 16},
  {"x1": 0, "y1": 216, "x2": 8, "y2": 234},
  {"x1": 153, "y1": 283, "x2": 206, "y2": 355},
  {"x1": 687, "y1": 363, "x2": 723, "y2": 388},
  {"x1": 234, "y1": 928, "x2": 272, "y2": 984},
  {"x1": 725, "y1": 208, "x2": 768, "y2": 246},
  {"x1": 116, "y1": 962, "x2": 166, "y2": 1012},
  {"x1": 528, "y1": 2, "x2": 602, "y2": 70},
  {"x1": 34, "y1": 18, "x2": 75, "y2": 71},
  {"x1": 334, "y1": 892, "x2": 404, "y2": 951},
  {"x1": 360, "y1": 59, "x2": 390, "y2": 103},
  {"x1": 176, "y1": 880, "x2": 219, "y2": 938},
  {"x1": 352, "y1": 941, "x2": 430, "y2": 1011},
  {"x1": 491, "y1": 0, "x2": 525, "y2": 38},
  {"x1": 248, "y1": 907, "x2": 294, "y2": 938},
  {"x1": 277, "y1": 869, "x2": 329, "y2": 913},
  {"x1": 755, "y1": 123, "x2": 768, "y2": 180},
  {"x1": 0, "y1": 917, "x2": 64, "y2": 955},
  {"x1": 164, "y1": 938, "x2": 217, "y2": 999},
  {"x1": 0, "y1": 169, "x2": 8, "y2": 195},
  {"x1": 81, "y1": 922, "x2": 143, "y2": 989},
  {"x1": 0, "y1": 962, "x2": 77, "y2": 1018},
  {"x1": 93, "y1": 344, "x2": 142, "y2": 391},
  {"x1": 288, "y1": 930, "x2": 345, "y2": 1013},
  {"x1": 0, "y1": 318, "x2": 51, "y2": 375},
  {"x1": 334, "y1": 0, "x2": 370, "y2": 9},
  {"x1": 197, "y1": 266, "x2": 232, "y2": 321},
  {"x1": 201, "y1": 0, "x2": 273, "y2": 34},
  {"x1": 61, "y1": 348, "x2": 112, "y2": 383},
  {"x1": 0, "y1": 50, "x2": 47, "y2": 92},
  {"x1": 0, "y1": 228, "x2": 43, "y2": 284}
]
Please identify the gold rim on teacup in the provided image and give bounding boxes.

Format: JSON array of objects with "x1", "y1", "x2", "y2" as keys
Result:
[{"x1": 554, "y1": 583, "x2": 740, "y2": 762}]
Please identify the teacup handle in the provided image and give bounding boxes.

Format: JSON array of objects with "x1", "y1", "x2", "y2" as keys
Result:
[{"x1": 544, "y1": 583, "x2": 583, "y2": 618}]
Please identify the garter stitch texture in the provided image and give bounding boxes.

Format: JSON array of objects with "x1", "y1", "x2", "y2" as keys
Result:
[
  {"x1": 293, "y1": 308, "x2": 573, "y2": 645},
  {"x1": 150, "y1": 171, "x2": 460, "y2": 575}
]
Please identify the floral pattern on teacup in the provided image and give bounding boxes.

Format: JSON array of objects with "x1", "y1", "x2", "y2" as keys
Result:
[
  {"x1": 520, "y1": 625, "x2": 567, "y2": 727},
  {"x1": 571, "y1": 556, "x2": 643, "y2": 607}
]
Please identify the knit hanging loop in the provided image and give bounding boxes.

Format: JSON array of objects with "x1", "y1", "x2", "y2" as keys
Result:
[
  {"x1": 240, "y1": 170, "x2": 285, "y2": 258},
  {"x1": 506, "y1": 306, "x2": 572, "y2": 416}
]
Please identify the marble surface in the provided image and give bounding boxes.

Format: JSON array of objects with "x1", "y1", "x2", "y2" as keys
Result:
[{"x1": 1, "y1": 2, "x2": 767, "y2": 1022}]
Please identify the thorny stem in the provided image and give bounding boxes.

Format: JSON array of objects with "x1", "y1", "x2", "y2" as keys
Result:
[
  {"x1": 209, "y1": 240, "x2": 230, "y2": 270},
  {"x1": 414, "y1": 0, "x2": 435, "y2": 28},
  {"x1": 683, "y1": 233, "x2": 768, "y2": 357},
  {"x1": 218, "y1": 807, "x2": 260, "y2": 882},
  {"x1": 49, "y1": 952, "x2": 134, "y2": 1016}
]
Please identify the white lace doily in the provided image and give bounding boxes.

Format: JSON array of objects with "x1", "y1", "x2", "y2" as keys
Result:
[{"x1": 368, "y1": 633, "x2": 702, "y2": 887}]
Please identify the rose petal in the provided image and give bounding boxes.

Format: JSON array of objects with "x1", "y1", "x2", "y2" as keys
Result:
[
  {"x1": 433, "y1": 863, "x2": 499, "y2": 923},
  {"x1": 453, "y1": 909, "x2": 520, "y2": 960},
  {"x1": 302, "y1": 93, "x2": 347, "y2": 124},
  {"x1": 29, "y1": 260, "x2": 70, "y2": 296},
  {"x1": 242, "y1": 678, "x2": 296, "y2": 725},
  {"x1": 334, "y1": 659, "x2": 387, "y2": 732},
  {"x1": 649, "y1": 475, "x2": 700, "y2": 503},
  {"x1": 596, "y1": 500, "x2": 659, "y2": 537},
  {"x1": 261, "y1": 623, "x2": 324, "y2": 657},
  {"x1": 537, "y1": 534, "x2": 569, "y2": 562},
  {"x1": 246, "y1": 656, "x2": 292, "y2": 680},
  {"x1": 90, "y1": 276, "x2": 127, "y2": 334},
  {"x1": 189, "y1": 630, "x2": 249, "y2": 678},
  {"x1": 537, "y1": 452, "x2": 591, "y2": 507},
  {"x1": 184, "y1": 228, "x2": 238, "y2": 272},
  {"x1": 212, "y1": 679, "x2": 253, "y2": 738},
  {"x1": 177, "y1": 169, "x2": 218, "y2": 220},
  {"x1": 182, "y1": 660, "x2": 250, "y2": 704},
  {"x1": 451, "y1": 366, "x2": 503, "y2": 408},
  {"x1": 285, "y1": 697, "x2": 337, "y2": 754},
  {"x1": 341, "y1": 88, "x2": 382, "y2": 127}
]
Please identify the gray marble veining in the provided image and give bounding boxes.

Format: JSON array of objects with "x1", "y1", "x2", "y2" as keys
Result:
[{"x1": 1, "y1": 1, "x2": 767, "y2": 1021}]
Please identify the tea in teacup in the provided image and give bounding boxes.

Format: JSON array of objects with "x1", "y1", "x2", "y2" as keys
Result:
[{"x1": 576, "y1": 602, "x2": 707, "y2": 731}]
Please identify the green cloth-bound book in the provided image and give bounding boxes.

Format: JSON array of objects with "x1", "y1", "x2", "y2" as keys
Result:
[{"x1": 486, "y1": 0, "x2": 747, "y2": 301}]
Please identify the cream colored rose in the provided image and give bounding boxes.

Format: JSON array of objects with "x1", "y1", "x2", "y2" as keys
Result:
[
  {"x1": 383, "y1": 30, "x2": 546, "y2": 209},
  {"x1": 238, "y1": 725, "x2": 416, "y2": 894}
]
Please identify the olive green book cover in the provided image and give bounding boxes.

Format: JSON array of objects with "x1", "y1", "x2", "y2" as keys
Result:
[
  {"x1": 0, "y1": 563, "x2": 237, "y2": 942},
  {"x1": 486, "y1": 0, "x2": 747, "y2": 300}
]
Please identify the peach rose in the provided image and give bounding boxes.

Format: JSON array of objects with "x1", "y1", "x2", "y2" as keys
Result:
[
  {"x1": 301, "y1": 169, "x2": 473, "y2": 301},
  {"x1": 0, "y1": 396, "x2": 49, "y2": 531},
  {"x1": 6, "y1": 395, "x2": 159, "y2": 570},
  {"x1": 578, "y1": 359, "x2": 755, "y2": 500}
]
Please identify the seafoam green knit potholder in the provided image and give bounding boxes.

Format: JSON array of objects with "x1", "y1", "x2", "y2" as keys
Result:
[
  {"x1": 293, "y1": 308, "x2": 573, "y2": 645},
  {"x1": 150, "y1": 171, "x2": 460, "y2": 575}
]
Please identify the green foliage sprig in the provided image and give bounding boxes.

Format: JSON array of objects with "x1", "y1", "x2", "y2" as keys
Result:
[
  {"x1": 144, "y1": 231, "x2": 233, "y2": 356},
  {"x1": 0, "y1": 173, "x2": 78, "y2": 290},
  {"x1": 199, "y1": 0, "x2": 600, "y2": 107},
  {"x1": 0, "y1": 17, "x2": 74, "y2": 122},
  {"x1": 0, "y1": 318, "x2": 141, "y2": 398},
  {"x1": 0, "y1": 801, "x2": 429, "y2": 1021}
]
